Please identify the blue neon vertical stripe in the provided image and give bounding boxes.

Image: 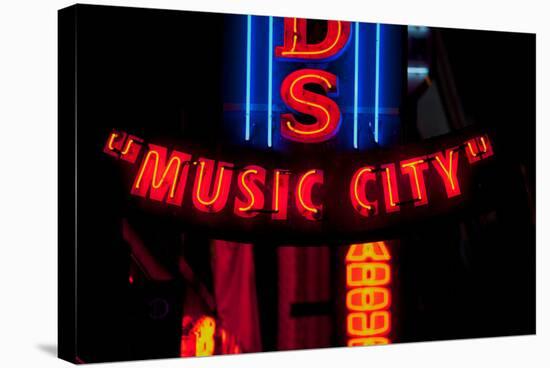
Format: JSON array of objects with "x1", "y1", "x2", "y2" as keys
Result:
[
  {"x1": 374, "y1": 23, "x2": 381, "y2": 143},
  {"x1": 353, "y1": 22, "x2": 359, "y2": 149},
  {"x1": 245, "y1": 15, "x2": 252, "y2": 141},
  {"x1": 267, "y1": 16, "x2": 274, "y2": 147}
]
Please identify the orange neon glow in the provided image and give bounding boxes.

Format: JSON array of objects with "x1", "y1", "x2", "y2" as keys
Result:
[
  {"x1": 433, "y1": 148, "x2": 461, "y2": 198},
  {"x1": 346, "y1": 241, "x2": 392, "y2": 345},
  {"x1": 348, "y1": 337, "x2": 390, "y2": 346},
  {"x1": 346, "y1": 287, "x2": 390, "y2": 311},
  {"x1": 131, "y1": 144, "x2": 191, "y2": 206},
  {"x1": 346, "y1": 242, "x2": 391, "y2": 262},
  {"x1": 194, "y1": 316, "x2": 216, "y2": 357},
  {"x1": 400, "y1": 157, "x2": 429, "y2": 206},
  {"x1": 272, "y1": 169, "x2": 290, "y2": 220},
  {"x1": 350, "y1": 166, "x2": 378, "y2": 217},
  {"x1": 347, "y1": 311, "x2": 391, "y2": 336},
  {"x1": 280, "y1": 69, "x2": 341, "y2": 143},
  {"x1": 380, "y1": 164, "x2": 400, "y2": 213},
  {"x1": 346, "y1": 262, "x2": 391, "y2": 287},
  {"x1": 192, "y1": 158, "x2": 234, "y2": 213},
  {"x1": 465, "y1": 135, "x2": 494, "y2": 163},
  {"x1": 296, "y1": 169, "x2": 324, "y2": 220},
  {"x1": 276, "y1": 18, "x2": 351, "y2": 60},
  {"x1": 234, "y1": 165, "x2": 266, "y2": 218}
]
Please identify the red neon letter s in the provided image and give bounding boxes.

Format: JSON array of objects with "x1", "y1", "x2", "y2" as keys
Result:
[
  {"x1": 234, "y1": 165, "x2": 267, "y2": 218},
  {"x1": 280, "y1": 69, "x2": 341, "y2": 143},
  {"x1": 131, "y1": 144, "x2": 191, "y2": 206},
  {"x1": 432, "y1": 148, "x2": 461, "y2": 198},
  {"x1": 192, "y1": 158, "x2": 234, "y2": 213},
  {"x1": 275, "y1": 18, "x2": 351, "y2": 61},
  {"x1": 350, "y1": 166, "x2": 378, "y2": 217},
  {"x1": 295, "y1": 169, "x2": 324, "y2": 220}
]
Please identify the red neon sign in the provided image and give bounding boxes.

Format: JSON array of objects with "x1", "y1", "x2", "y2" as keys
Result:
[
  {"x1": 346, "y1": 242, "x2": 392, "y2": 346},
  {"x1": 103, "y1": 131, "x2": 143, "y2": 163},
  {"x1": 275, "y1": 18, "x2": 351, "y2": 61},
  {"x1": 276, "y1": 18, "x2": 349, "y2": 144},
  {"x1": 131, "y1": 144, "x2": 191, "y2": 206},
  {"x1": 295, "y1": 169, "x2": 324, "y2": 220},
  {"x1": 192, "y1": 158, "x2": 234, "y2": 213},
  {"x1": 381, "y1": 164, "x2": 401, "y2": 213},
  {"x1": 272, "y1": 169, "x2": 290, "y2": 220},
  {"x1": 400, "y1": 157, "x2": 430, "y2": 207},
  {"x1": 280, "y1": 69, "x2": 341, "y2": 143},
  {"x1": 465, "y1": 135, "x2": 494, "y2": 163},
  {"x1": 350, "y1": 166, "x2": 378, "y2": 217},
  {"x1": 234, "y1": 165, "x2": 267, "y2": 218},
  {"x1": 105, "y1": 130, "x2": 496, "y2": 230},
  {"x1": 433, "y1": 148, "x2": 461, "y2": 198}
]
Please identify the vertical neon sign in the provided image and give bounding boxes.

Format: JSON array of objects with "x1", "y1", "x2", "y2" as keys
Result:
[{"x1": 346, "y1": 242, "x2": 392, "y2": 346}]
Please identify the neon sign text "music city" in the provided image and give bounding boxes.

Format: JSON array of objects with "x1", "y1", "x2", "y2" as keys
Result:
[{"x1": 104, "y1": 130, "x2": 494, "y2": 222}]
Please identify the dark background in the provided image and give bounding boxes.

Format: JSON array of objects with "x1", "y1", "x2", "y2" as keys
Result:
[{"x1": 59, "y1": 4, "x2": 535, "y2": 363}]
